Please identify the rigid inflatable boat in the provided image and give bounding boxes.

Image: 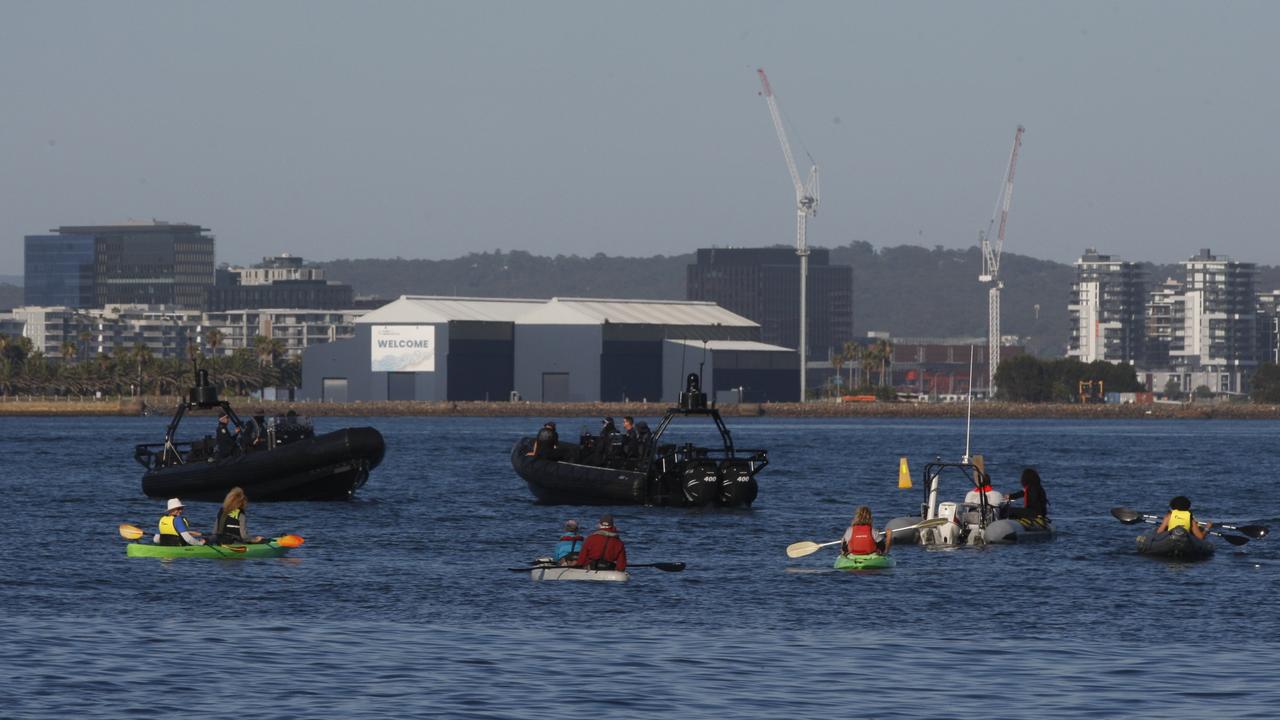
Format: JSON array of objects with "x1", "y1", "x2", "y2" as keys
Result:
[
  {"x1": 512, "y1": 373, "x2": 768, "y2": 507},
  {"x1": 134, "y1": 369, "x2": 384, "y2": 501},
  {"x1": 886, "y1": 460, "x2": 1054, "y2": 546}
]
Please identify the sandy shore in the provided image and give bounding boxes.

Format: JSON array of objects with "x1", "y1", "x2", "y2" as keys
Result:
[{"x1": 1, "y1": 396, "x2": 1278, "y2": 419}]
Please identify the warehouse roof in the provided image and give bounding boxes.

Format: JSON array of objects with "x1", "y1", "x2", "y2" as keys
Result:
[
  {"x1": 516, "y1": 298, "x2": 758, "y2": 327},
  {"x1": 666, "y1": 339, "x2": 793, "y2": 352},
  {"x1": 356, "y1": 296, "x2": 546, "y2": 324}
]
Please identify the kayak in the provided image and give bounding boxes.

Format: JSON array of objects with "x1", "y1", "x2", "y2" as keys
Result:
[
  {"x1": 126, "y1": 541, "x2": 291, "y2": 559},
  {"x1": 833, "y1": 553, "x2": 896, "y2": 570},
  {"x1": 1136, "y1": 527, "x2": 1216, "y2": 561},
  {"x1": 530, "y1": 566, "x2": 629, "y2": 582}
]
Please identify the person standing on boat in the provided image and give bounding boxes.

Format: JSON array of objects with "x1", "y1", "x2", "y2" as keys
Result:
[
  {"x1": 554, "y1": 519, "x2": 585, "y2": 565},
  {"x1": 214, "y1": 487, "x2": 266, "y2": 544},
  {"x1": 154, "y1": 498, "x2": 206, "y2": 546},
  {"x1": 1005, "y1": 468, "x2": 1049, "y2": 520},
  {"x1": 841, "y1": 506, "x2": 891, "y2": 556},
  {"x1": 621, "y1": 416, "x2": 638, "y2": 457},
  {"x1": 574, "y1": 514, "x2": 627, "y2": 571},
  {"x1": 1155, "y1": 496, "x2": 1212, "y2": 539},
  {"x1": 215, "y1": 411, "x2": 240, "y2": 458}
]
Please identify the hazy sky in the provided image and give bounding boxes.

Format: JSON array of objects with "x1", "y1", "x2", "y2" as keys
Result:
[{"x1": 2, "y1": 1, "x2": 1277, "y2": 270}]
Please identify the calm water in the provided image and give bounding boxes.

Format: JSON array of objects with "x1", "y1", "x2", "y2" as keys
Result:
[{"x1": 2, "y1": 414, "x2": 1278, "y2": 718}]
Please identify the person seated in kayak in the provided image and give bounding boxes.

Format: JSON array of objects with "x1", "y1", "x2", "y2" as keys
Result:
[
  {"x1": 574, "y1": 514, "x2": 627, "y2": 571},
  {"x1": 554, "y1": 519, "x2": 585, "y2": 565},
  {"x1": 527, "y1": 421, "x2": 559, "y2": 459},
  {"x1": 154, "y1": 498, "x2": 206, "y2": 546},
  {"x1": 841, "y1": 505, "x2": 891, "y2": 556},
  {"x1": 1155, "y1": 496, "x2": 1212, "y2": 539},
  {"x1": 215, "y1": 486, "x2": 266, "y2": 544},
  {"x1": 1005, "y1": 467, "x2": 1049, "y2": 520}
]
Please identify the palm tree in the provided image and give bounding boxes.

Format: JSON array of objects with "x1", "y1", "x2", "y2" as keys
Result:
[
  {"x1": 78, "y1": 330, "x2": 94, "y2": 361},
  {"x1": 873, "y1": 339, "x2": 894, "y2": 387},
  {"x1": 840, "y1": 341, "x2": 862, "y2": 390},
  {"x1": 60, "y1": 340, "x2": 78, "y2": 364},
  {"x1": 132, "y1": 343, "x2": 154, "y2": 396},
  {"x1": 205, "y1": 328, "x2": 224, "y2": 356}
]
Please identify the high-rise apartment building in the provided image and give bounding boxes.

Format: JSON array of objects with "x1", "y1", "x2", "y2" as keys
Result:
[
  {"x1": 1255, "y1": 289, "x2": 1280, "y2": 366},
  {"x1": 686, "y1": 247, "x2": 853, "y2": 358},
  {"x1": 1165, "y1": 249, "x2": 1257, "y2": 393},
  {"x1": 1067, "y1": 249, "x2": 1146, "y2": 364},
  {"x1": 24, "y1": 221, "x2": 215, "y2": 310}
]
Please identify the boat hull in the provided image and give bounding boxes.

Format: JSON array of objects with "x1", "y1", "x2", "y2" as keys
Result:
[
  {"x1": 886, "y1": 514, "x2": 1054, "y2": 545},
  {"x1": 530, "y1": 566, "x2": 629, "y2": 582},
  {"x1": 511, "y1": 439, "x2": 758, "y2": 508},
  {"x1": 1136, "y1": 527, "x2": 1215, "y2": 561},
  {"x1": 833, "y1": 553, "x2": 896, "y2": 570},
  {"x1": 141, "y1": 427, "x2": 385, "y2": 502},
  {"x1": 126, "y1": 541, "x2": 290, "y2": 559}
]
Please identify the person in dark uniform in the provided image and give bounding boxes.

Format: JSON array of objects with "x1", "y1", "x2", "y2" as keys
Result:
[
  {"x1": 215, "y1": 411, "x2": 239, "y2": 459},
  {"x1": 1006, "y1": 467, "x2": 1049, "y2": 520},
  {"x1": 527, "y1": 421, "x2": 559, "y2": 459},
  {"x1": 621, "y1": 416, "x2": 638, "y2": 458}
]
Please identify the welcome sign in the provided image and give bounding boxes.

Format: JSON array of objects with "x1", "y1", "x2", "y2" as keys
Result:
[{"x1": 370, "y1": 325, "x2": 436, "y2": 372}]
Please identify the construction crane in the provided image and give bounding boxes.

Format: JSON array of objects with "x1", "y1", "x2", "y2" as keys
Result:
[
  {"x1": 757, "y1": 68, "x2": 820, "y2": 403},
  {"x1": 978, "y1": 125, "x2": 1025, "y2": 398}
]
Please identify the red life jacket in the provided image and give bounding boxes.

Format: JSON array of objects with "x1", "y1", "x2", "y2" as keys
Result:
[{"x1": 848, "y1": 524, "x2": 878, "y2": 555}]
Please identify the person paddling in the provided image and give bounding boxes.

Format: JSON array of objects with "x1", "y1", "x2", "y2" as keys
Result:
[
  {"x1": 841, "y1": 506, "x2": 891, "y2": 556},
  {"x1": 1155, "y1": 496, "x2": 1212, "y2": 540},
  {"x1": 154, "y1": 498, "x2": 206, "y2": 546},
  {"x1": 575, "y1": 514, "x2": 627, "y2": 571},
  {"x1": 554, "y1": 519, "x2": 585, "y2": 565},
  {"x1": 1006, "y1": 468, "x2": 1049, "y2": 520},
  {"x1": 214, "y1": 486, "x2": 266, "y2": 544}
]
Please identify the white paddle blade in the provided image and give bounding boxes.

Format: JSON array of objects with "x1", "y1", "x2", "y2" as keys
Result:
[{"x1": 786, "y1": 541, "x2": 821, "y2": 558}]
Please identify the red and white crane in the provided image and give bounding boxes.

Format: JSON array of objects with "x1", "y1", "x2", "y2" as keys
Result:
[
  {"x1": 757, "y1": 68, "x2": 820, "y2": 402},
  {"x1": 978, "y1": 125, "x2": 1025, "y2": 397}
]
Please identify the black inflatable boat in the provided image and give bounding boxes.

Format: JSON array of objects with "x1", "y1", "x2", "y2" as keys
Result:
[
  {"x1": 511, "y1": 373, "x2": 768, "y2": 507},
  {"x1": 134, "y1": 369, "x2": 385, "y2": 501}
]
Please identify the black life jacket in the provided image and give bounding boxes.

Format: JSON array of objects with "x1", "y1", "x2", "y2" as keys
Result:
[{"x1": 216, "y1": 508, "x2": 245, "y2": 543}]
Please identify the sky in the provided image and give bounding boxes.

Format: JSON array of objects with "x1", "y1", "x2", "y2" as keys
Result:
[{"x1": 2, "y1": 1, "x2": 1277, "y2": 270}]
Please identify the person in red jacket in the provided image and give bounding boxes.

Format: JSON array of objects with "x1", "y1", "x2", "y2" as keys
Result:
[
  {"x1": 840, "y1": 505, "x2": 892, "y2": 556},
  {"x1": 575, "y1": 514, "x2": 628, "y2": 571}
]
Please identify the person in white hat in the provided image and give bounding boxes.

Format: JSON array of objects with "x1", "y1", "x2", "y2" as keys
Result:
[{"x1": 153, "y1": 498, "x2": 206, "y2": 546}]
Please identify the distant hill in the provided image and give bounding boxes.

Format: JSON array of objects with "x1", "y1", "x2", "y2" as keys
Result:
[
  {"x1": 317, "y1": 246, "x2": 1280, "y2": 358},
  {"x1": 0, "y1": 283, "x2": 23, "y2": 311}
]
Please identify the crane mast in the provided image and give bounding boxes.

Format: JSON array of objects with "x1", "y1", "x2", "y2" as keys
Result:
[
  {"x1": 979, "y1": 125, "x2": 1024, "y2": 398},
  {"x1": 757, "y1": 68, "x2": 819, "y2": 403}
]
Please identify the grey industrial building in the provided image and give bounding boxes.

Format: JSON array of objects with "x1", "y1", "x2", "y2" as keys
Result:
[{"x1": 300, "y1": 296, "x2": 797, "y2": 403}]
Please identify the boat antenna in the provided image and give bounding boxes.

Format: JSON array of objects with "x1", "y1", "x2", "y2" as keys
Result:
[{"x1": 963, "y1": 344, "x2": 974, "y2": 463}]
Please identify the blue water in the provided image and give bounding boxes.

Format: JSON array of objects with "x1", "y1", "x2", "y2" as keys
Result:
[{"x1": 2, "y1": 415, "x2": 1278, "y2": 718}]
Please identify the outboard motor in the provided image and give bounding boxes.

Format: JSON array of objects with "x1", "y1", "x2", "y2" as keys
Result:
[
  {"x1": 933, "y1": 501, "x2": 962, "y2": 545},
  {"x1": 717, "y1": 461, "x2": 757, "y2": 508},
  {"x1": 681, "y1": 460, "x2": 719, "y2": 506}
]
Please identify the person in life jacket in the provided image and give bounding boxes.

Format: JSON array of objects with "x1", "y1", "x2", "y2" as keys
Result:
[
  {"x1": 963, "y1": 470, "x2": 1007, "y2": 510},
  {"x1": 554, "y1": 519, "x2": 585, "y2": 565},
  {"x1": 1006, "y1": 467, "x2": 1049, "y2": 520},
  {"x1": 154, "y1": 498, "x2": 206, "y2": 546},
  {"x1": 215, "y1": 486, "x2": 266, "y2": 544},
  {"x1": 1155, "y1": 496, "x2": 1212, "y2": 539},
  {"x1": 841, "y1": 505, "x2": 892, "y2": 556},
  {"x1": 574, "y1": 514, "x2": 627, "y2": 571}
]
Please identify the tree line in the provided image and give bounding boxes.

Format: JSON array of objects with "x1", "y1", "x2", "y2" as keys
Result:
[{"x1": 0, "y1": 331, "x2": 298, "y2": 397}]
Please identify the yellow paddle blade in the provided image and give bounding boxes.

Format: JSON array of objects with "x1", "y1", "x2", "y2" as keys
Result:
[
  {"x1": 276, "y1": 534, "x2": 305, "y2": 548},
  {"x1": 118, "y1": 523, "x2": 145, "y2": 540}
]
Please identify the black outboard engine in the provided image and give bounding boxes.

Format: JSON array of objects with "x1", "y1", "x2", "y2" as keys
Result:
[
  {"x1": 679, "y1": 372, "x2": 708, "y2": 411},
  {"x1": 682, "y1": 459, "x2": 719, "y2": 506},
  {"x1": 188, "y1": 368, "x2": 220, "y2": 408},
  {"x1": 717, "y1": 461, "x2": 758, "y2": 508}
]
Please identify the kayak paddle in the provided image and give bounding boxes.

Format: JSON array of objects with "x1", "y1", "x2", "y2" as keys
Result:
[
  {"x1": 786, "y1": 517, "x2": 948, "y2": 558},
  {"x1": 628, "y1": 562, "x2": 685, "y2": 572},
  {"x1": 118, "y1": 523, "x2": 146, "y2": 540},
  {"x1": 1110, "y1": 507, "x2": 1251, "y2": 546}
]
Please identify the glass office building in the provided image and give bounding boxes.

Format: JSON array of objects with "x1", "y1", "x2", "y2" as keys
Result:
[{"x1": 23, "y1": 234, "x2": 97, "y2": 307}]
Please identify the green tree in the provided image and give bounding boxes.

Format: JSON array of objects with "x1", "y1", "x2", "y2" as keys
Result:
[
  {"x1": 1163, "y1": 378, "x2": 1184, "y2": 400},
  {"x1": 1251, "y1": 363, "x2": 1280, "y2": 402},
  {"x1": 1193, "y1": 384, "x2": 1214, "y2": 400}
]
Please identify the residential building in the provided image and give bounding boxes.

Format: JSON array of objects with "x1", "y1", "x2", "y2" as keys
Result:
[
  {"x1": 1067, "y1": 249, "x2": 1146, "y2": 364},
  {"x1": 202, "y1": 309, "x2": 365, "y2": 358},
  {"x1": 207, "y1": 254, "x2": 354, "y2": 311},
  {"x1": 1162, "y1": 249, "x2": 1257, "y2": 394},
  {"x1": 1256, "y1": 289, "x2": 1280, "y2": 366},
  {"x1": 1143, "y1": 278, "x2": 1185, "y2": 369},
  {"x1": 686, "y1": 247, "x2": 853, "y2": 359}
]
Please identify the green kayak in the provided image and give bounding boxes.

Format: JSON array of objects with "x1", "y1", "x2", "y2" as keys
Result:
[
  {"x1": 126, "y1": 541, "x2": 291, "y2": 559},
  {"x1": 833, "y1": 553, "x2": 896, "y2": 570}
]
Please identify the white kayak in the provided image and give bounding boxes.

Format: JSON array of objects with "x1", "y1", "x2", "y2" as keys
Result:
[{"x1": 530, "y1": 566, "x2": 629, "y2": 582}]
